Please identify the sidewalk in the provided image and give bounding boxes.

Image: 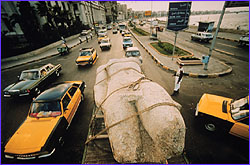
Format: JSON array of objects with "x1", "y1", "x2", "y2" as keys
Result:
[
  {"x1": 1, "y1": 33, "x2": 89, "y2": 70},
  {"x1": 129, "y1": 27, "x2": 233, "y2": 78}
]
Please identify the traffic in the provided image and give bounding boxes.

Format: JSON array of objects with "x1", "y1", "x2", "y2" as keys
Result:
[{"x1": 1, "y1": 21, "x2": 249, "y2": 164}]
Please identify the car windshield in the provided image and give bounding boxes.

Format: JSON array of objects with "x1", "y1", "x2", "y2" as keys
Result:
[
  {"x1": 99, "y1": 34, "x2": 105, "y2": 37},
  {"x1": 230, "y1": 97, "x2": 249, "y2": 120},
  {"x1": 30, "y1": 101, "x2": 62, "y2": 118},
  {"x1": 124, "y1": 39, "x2": 131, "y2": 42},
  {"x1": 20, "y1": 71, "x2": 39, "y2": 80},
  {"x1": 101, "y1": 40, "x2": 109, "y2": 43},
  {"x1": 206, "y1": 34, "x2": 212, "y2": 37},
  {"x1": 80, "y1": 51, "x2": 92, "y2": 56},
  {"x1": 126, "y1": 51, "x2": 140, "y2": 57}
]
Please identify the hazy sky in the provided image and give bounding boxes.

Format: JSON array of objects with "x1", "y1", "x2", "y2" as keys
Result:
[{"x1": 119, "y1": 1, "x2": 249, "y2": 12}]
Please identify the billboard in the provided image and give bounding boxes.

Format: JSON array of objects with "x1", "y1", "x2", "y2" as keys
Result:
[
  {"x1": 166, "y1": 2, "x2": 192, "y2": 31},
  {"x1": 145, "y1": 11, "x2": 152, "y2": 16}
]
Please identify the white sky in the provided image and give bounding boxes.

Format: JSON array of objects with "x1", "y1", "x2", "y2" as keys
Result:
[{"x1": 119, "y1": 1, "x2": 249, "y2": 12}]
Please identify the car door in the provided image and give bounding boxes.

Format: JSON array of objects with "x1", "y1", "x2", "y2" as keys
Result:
[
  {"x1": 62, "y1": 93, "x2": 72, "y2": 125},
  {"x1": 229, "y1": 117, "x2": 249, "y2": 140},
  {"x1": 64, "y1": 86, "x2": 81, "y2": 124}
]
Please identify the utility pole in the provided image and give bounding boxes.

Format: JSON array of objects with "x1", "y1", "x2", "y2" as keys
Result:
[{"x1": 206, "y1": 2, "x2": 227, "y2": 68}]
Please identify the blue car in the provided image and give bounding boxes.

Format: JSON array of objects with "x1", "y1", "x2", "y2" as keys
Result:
[{"x1": 123, "y1": 37, "x2": 133, "y2": 49}]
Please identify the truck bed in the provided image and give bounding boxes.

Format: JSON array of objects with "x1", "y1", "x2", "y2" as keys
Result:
[{"x1": 82, "y1": 106, "x2": 188, "y2": 164}]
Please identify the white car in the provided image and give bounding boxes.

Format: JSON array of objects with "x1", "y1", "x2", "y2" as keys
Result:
[
  {"x1": 100, "y1": 38, "x2": 111, "y2": 51},
  {"x1": 239, "y1": 33, "x2": 249, "y2": 46},
  {"x1": 98, "y1": 29, "x2": 107, "y2": 36},
  {"x1": 191, "y1": 32, "x2": 213, "y2": 43},
  {"x1": 125, "y1": 47, "x2": 142, "y2": 63}
]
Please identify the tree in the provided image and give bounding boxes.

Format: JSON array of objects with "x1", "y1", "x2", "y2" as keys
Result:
[{"x1": 15, "y1": 1, "x2": 43, "y2": 47}]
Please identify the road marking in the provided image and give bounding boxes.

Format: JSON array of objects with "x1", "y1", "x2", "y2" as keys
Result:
[
  {"x1": 214, "y1": 49, "x2": 235, "y2": 56},
  {"x1": 217, "y1": 42, "x2": 239, "y2": 49}
]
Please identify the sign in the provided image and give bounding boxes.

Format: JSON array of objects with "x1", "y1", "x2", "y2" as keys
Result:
[
  {"x1": 145, "y1": 10, "x2": 152, "y2": 16},
  {"x1": 167, "y1": 2, "x2": 192, "y2": 31},
  {"x1": 225, "y1": 1, "x2": 249, "y2": 8}
]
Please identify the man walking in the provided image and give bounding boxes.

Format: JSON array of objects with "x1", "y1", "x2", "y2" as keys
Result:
[{"x1": 171, "y1": 63, "x2": 184, "y2": 96}]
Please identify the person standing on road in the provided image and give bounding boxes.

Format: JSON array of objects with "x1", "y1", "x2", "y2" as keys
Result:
[
  {"x1": 86, "y1": 36, "x2": 88, "y2": 43},
  {"x1": 171, "y1": 63, "x2": 184, "y2": 96}
]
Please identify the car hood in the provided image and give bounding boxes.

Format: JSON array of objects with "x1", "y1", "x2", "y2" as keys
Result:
[
  {"x1": 4, "y1": 80, "x2": 36, "y2": 91},
  {"x1": 197, "y1": 93, "x2": 232, "y2": 120},
  {"x1": 4, "y1": 117, "x2": 61, "y2": 154},
  {"x1": 76, "y1": 56, "x2": 91, "y2": 62}
]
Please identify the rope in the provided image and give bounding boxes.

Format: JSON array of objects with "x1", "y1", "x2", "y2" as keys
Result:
[
  {"x1": 95, "y1": 67, "x2": 143, "y2": 86},
  {"x1": 88, "y1": 76, "x2": 150, "y2": 130},
  {"x1": 85, "y1": 101, "x2": 180, "y2": 144}
]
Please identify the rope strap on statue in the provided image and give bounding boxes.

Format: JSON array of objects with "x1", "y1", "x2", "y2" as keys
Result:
[{"x1": 85, "y1": 101, "x2": 180, "y2": 144}]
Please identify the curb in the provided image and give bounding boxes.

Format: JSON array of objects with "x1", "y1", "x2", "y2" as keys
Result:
[
  {"x1": 129, "y1": 28, "x2": 232, "y2": 78},
  {"x1": 1, "y1": 42, "x2": 82, "y2": 71}
]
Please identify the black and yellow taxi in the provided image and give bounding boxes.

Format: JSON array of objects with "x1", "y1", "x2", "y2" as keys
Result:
[
  {"x1": 195, "y1": 94, "x2": 249, "y2": 140},
  {"x1": 75, "y1": 47, "x2": 98, "y2": 66},
  {"x1": 4, "y1": 81, "x2": 86, "y2": 160}
]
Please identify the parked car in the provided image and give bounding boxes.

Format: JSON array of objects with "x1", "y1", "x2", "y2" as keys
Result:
[
  {"x1": 125, "y1": 47, "x2": 142, "y2": 63},
  {"x1": 75, "y1": 47, "x2": 98, "y2": 66},
  {"x1": 122, "y1": 37, "x2": 133, "y2": 49},
  {"x1": 112, "y1": 29, "x2": 118, "y2": 34},
  {"x1": 195, "y1": 93, "x2": 249, "y2": 140},
  {"x1": 100, "y1": 38, "x2": 111, "y2": 51},
  {"x1": 98, "y1": 34, "x2": 108, "y2": 44},
  {"x1": 191, "y1": 32, "x2": 213, "y2": 42},
  {"x1": 4, "y1": 81, "x2": 86, "y2": 160},
  {"x1": 239, "y1": 33, "x2": 249, "y2": 46},
  {"x1": 3, "y1": 63, "x2": 62, "y2": 98}
]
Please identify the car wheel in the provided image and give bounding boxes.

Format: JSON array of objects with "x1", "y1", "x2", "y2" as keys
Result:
[{"x1": 205, "y1": 123, "x2": 216, "y2": 132}]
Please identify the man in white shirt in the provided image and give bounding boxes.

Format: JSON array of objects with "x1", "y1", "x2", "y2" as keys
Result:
[{"x1": 171, "y1": 63, "x2": 184, "y2": 96}]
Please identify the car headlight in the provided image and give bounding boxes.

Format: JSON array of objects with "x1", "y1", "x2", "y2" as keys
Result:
[{"x1": 89, "y1": 57, "x2": 93, "y2": 62}]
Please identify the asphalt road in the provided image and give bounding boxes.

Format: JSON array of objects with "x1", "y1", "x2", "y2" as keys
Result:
[{"x1": 1, "y1": 28, "x2": 249, "y2": 164}]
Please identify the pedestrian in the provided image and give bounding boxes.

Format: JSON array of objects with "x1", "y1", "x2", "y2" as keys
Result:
[
  {"x1": 61, "y1": 36, "x2": 66, "y2": 44},
  {"x1": 171, "y1": 63, "x2": 184, "y2": 96},
  {"x1": 79, "y1": 37, "x2": 82, "y2": 44},
  {"x1": 86, "y1": 36, "x2": 88, "y2": 43},
  {"x1": 90, "y1": 33, "x2": 93, "y2": 39}
]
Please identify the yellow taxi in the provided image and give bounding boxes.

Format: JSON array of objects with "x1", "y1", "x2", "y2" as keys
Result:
[
  {"x1": 98, "y1": 34, "x2": 108, "y2": 44},
  {"x1": 195, "y1": 94, "x2": 249, "y2": 140},
  {"x1": 4, "y1": 81, "x2": 86, "y2": 160},
  {"x1": 124, "y1": 31, "x2": 132, "y2": 37},
  {"x1": 75, "y1": 47, "x2": 98, "y2": 66}
]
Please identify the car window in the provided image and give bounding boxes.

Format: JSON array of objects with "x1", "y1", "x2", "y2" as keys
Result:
[
  {"x1": 62, "y1": 94, "x2": 71, "y2": 111},
  {"x1": 126, "y1": 51, "x2": 140, "y2": 57},
  {"x1": 20, "y1": 71, "x2": 39, "y2": 80},
  {"x1": 68, "y1": 86, "x2": 78, "y2": 97},
  {"x1": 80, "y1": 51, "x2": 92, "y2": 56},
  {"x1": 101, "y1": 40, "x2": 109, "y2": 43},
  {"x1": 124, "y1": 39, "x2": 131, "y2": 42},
  {"x1": 40, "y1": 69, "x2": 47, "y2": 77},
  {"x1": 29, "y1": 101, "x2": 61, "y2": 118}
]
